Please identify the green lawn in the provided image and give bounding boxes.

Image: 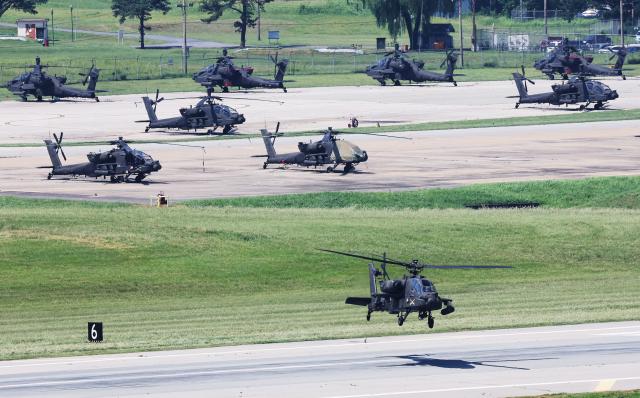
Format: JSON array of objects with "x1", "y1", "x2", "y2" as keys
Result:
[
  {"x1": 1, "y1": 176, "x2": 639, "y2": 360},
  {"x1": 524, "y1": 391, "x2": 640, "y2": 398}
]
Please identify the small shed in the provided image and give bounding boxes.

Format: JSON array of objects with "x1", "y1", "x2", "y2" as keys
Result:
[
  {"x1": 425, "y1": 23, "x2": 455, "y2": 50},
  {"x1": 16, "y1": 19, "x2": 48, "y2": 42}
]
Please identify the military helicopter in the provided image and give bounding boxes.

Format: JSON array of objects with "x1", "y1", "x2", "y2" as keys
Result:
[
  {"x1": 319, "y1": 249, "x2": 511, "y2": 328},
  {"x1": 366, "y1": 45, "x2": 460, "y2": 86},
  {"x1": 258, "y1": 124, "x2": 369, "y2": 173},
  {"x1": 193, "y1": 49, "x2": 289, "y2": 93},
  {"x1": 534, "y1": 41, "x2": 627, "y2": 80},
  {"x1": 139, "y1": 90, "x2": 246, "y2": 135},
  {"x1": 4, "y1": 57, "x2": 103, "y2": 102},
  {"x1": 42, "y1": 133, "x2": 161, "y2": 183},
  {"x1": 512, "y1": 67, "x2": 619, "y2": 110}
]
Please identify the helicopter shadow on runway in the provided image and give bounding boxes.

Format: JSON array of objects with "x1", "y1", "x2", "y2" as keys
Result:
[
  {"x1": 517, "y1": 105, "x2": 619, "y2": 112},
  {"x1": 385, "y1": 354, "x2": 557, "y2": 370},
  {"x1": 43, "y1": 177, "x2": 168, "y2": 186},
  {"x1": 267, "y1": 167, "x2": 374, "y2": 176}
]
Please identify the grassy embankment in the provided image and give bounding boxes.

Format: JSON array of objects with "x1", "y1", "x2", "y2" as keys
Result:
[
  {"x1": 1, "y1": 176, "x2": 639, "y2": 360},
  {"x1": 1, "y1": 0, "x2": 639, "y2": 101}
]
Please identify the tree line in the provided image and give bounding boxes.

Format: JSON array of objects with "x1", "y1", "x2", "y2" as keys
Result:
[{"x1": 1, "y1": 0, "x2": 638, "y2": 50}]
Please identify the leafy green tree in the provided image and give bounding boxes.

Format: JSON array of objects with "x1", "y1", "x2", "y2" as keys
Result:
[
  {"x1": 111, "y1": 0, "x2": 171, "y2": 49},
  {"x1": 199, "y1": 0, "x2": 273, "y2": 48},
  {"x1": 0, "y1": 0, "x2": 47, "y2": 18},
  {"x1": 365, "y1": 0, "x2": 453, "y2": 50}
]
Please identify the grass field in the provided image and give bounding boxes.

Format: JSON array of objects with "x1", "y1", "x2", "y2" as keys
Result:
[
  {"x1": 1, "y1": 176, "x2": 639, "y2": 360},
  {"x1": 526, "y1": 391, "x2": 640, "y2": 398}
]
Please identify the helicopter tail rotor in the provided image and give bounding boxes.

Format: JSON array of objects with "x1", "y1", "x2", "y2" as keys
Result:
[
  {"x1": 151, "y1": 89, "x2": 165, "y2": 112},
  {"x1": 52, "y1": 132, "x2": 67, "y2": 161}
]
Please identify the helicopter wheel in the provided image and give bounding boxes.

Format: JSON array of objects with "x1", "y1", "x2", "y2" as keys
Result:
[
  {"x1": 366, "y1": 311, "x2": 371, "y2": 322},
  {"x1": 594, "y1": 102, "x2": 603, "y2": 110},
  {"x1": 223, "y1": 125, "x2": 232, "y2": 134},
  {"x1": 453, "y1": 81, "x2": 458, "y2": 87},
  {"x1": 263, "y1": 162, "x2": 268, "y2": 169},
  {"x1": 622, "y1": 75, "x2": 626, "y2": 80},
  {"x1": 95, "y1": 97, "x2": 100, "y2": 102},
  {"x1": 21, "y1": 96, "x2": 27, "y2": 102},
  {"x1": 397, "y1": 314, "x2": 405, "y2": 326},
  {"x1": 47, "y1": 173, "x2": 52, "y2": 180},
  {"x1": 326, "y1": 166, "x2": 334, "y2": 173},
  {"x1": 515, "y1": 103, "x2": 520, "y2": 109},
  {"x1": 579, "y1": 104, "x2": 586, "y2": 111},
  {"x1": 427, "y1": 315, "x2": 435, "y2": 329},
  {"x1": 222, "y1": 87, "x2": 229, "y2": 93},
  {"x1": 37, "y1": 96, "x2": 43, "y2": 102},
  {"x1": 393, "y1": 80, "x2": 401, "y2": 86},
  {"x1": 378, "y1": 80, "x2": 386, "y2": 86},
  {"x1": 283, "y1": 87, "x2": 288, "y2": 93},
  {"x1": 145, "y1": 127, "x2": 150, "y2": 133}
]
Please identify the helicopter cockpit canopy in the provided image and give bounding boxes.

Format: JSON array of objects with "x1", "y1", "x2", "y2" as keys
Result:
[{"x1": 334, "y1": 140, "x2": 368, "y2": 163}]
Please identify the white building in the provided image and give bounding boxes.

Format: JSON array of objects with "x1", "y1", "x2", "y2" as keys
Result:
[{"x1": 16, "y1": 19, "x2": 48, "y2": 43}]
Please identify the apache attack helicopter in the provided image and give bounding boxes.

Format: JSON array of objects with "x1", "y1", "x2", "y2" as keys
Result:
[
  {"x1": 257, "y1": 124, "x2": 369, "y2": 173},
  {"x1": 533, "y1": 41, "x2": 627, "y2": 80},
  {"x1": 4, "y1": 57, "x2": 103, "y2": 101},
  {"x1": 320, "y1": 249, "x2": 511, "y2": 328},
  {"x1": 193, "y1": 49, "x2": 289, "y2": 93},
  {"x1": 42, "y1": 133, "x2": 161, "y2": 183},
  {"x1": 511, "y1": 67, "x2": 619, "y2": 110},
  {"x1": 366, "y1": 45, "x2": 460, "y2": 86},
  {"x1": 139, "y1": 90, "x2": 246, "y2": 135}
]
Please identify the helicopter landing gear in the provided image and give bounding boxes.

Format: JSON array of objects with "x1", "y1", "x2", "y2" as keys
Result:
[
  {"x1": 222, "y1": 125, "x2": 233, "y2": 134},
  {"x1": 397, "y1": 311, "x2": 409, "y2": 326},
  {"x1": 515, "y1": 103, "x2": 520, "y2": 109},
  {"x1": 378, "y1": 79, "x2": 386, "y2": 86},
  {"x1": 344, "y1": 163, "x2": 355, "y2": 173},
  {"x1": 453, "y1": 81, "x2": 458, "y2": 87},
  {"x1": 20, "y1": 95, "x2": 28, "y2": 102},
  {"x1": 326, "y1": 166, "x2": 334, "y2": 173},
  {"x1": 222, "y1": 86, "x2": 229, "y2": 93},
  {"x1": 110, "y1": 175, "x2": 124, "y2": 183},
  {"x1": 366, "y1": 310, "x2": 372, "y2": 321},
  {"x1": 144, "y1": 127, "x2": 150, "y2": 133},
  {"x1": 282, "y1": 87, "x2": 288, "y2": 93},
  {"x1": 47, "y1": 173, "x2": 52, "y2": 180},
  {"x1": 95, "y1": 97, "x2": 100, "y2": 102},
  {"x1": 622, "y1": 75, "x2": 626, "y2": 80},
  {"x1": 134, "y1": 174, "x2": 146, "y2": 183},
  {"x1": 393, "y1": 80, "x2": 401, "y2": 86},
  {"x1": 263, "y1": 162, "x2": 268, "y2": 169},
  {"x1": 594, "y1": 101, "x2": 604, "y2": 110},
  {"x1": 37, "y1": 95, "x2": 43, "y2": 102},
  {"x1": 427, "y1": 314, "x2": 435, "y2": 329}
]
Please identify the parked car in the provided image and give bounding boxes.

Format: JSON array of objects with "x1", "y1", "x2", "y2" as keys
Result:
[
  {"x1": 583, "y1": 34, "x2": 612, "y2": 50},
  {"x1": 581, "y1": 8, "x2": 600, "y2": 18},
  {"x1": 598, "y1": 44, "x2": 640, "y2": 54}
]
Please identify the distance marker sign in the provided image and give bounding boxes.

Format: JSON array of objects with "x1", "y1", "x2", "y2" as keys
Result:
[{"x1": 88, "y1": 322, "x2": 103, "y2": 342}]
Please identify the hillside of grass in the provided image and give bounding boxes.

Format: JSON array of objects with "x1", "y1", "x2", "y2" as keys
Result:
[
  {"x1": 1, "y1": 176, "x2": 639, "y2": 360},
  {"x1": 186, "y1": 176, "x2": 640, "y2": 209}
]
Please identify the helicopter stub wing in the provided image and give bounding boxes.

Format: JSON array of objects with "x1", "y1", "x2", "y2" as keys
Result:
[{"x1": 346, "y1": 297, "x2": 371, "y2": 306}]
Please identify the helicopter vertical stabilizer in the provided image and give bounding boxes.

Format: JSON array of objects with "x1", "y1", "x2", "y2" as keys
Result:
[
  {"x1": 275, "y1": 60, "x2": 289, "y2": 82},
  {"x1": 512, "y1": 73, "x2": 529, "y2": 99},
  {"x1": 87, "y1": 67, "x2": 100, "y2": 92},
  {"x1": 43, "y1": 140, "x2": 62, "y2": 168},
  {"x1": 260, "y1": 129, "x2": 278, "y2": 158},
  {"x1": 142, "y1": 97, "x2": 158, "y2": 123},
  {"x1": 445, "y1": 53, "x2": 457, "y2": 78}
]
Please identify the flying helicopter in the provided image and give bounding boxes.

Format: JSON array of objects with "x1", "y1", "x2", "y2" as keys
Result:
[
  {"x1": 139, "y1": 90, "x2": 247, "y2": 135},
  {"x1": 533, "y1": 41, "x2": 627, "y2": 80},
  {"x1": 42, "y1": 133, "x2": 161, "y2": 183},
  {"x1": 511, "y1": 67, "x2": 619, "y2": 110},
  {"x1": 193, "y1": 49, "x2": 289, "y2": 93},
  {"x1": 4, "y1": 57, "x2": 103, "y2": 101},
  {"x1": 319, "y1": 249, "x2": 512, "y2": 328},
  {"x1": 257, "y1": 124, "x2": 369, "y2": 173},
  {"x1": 366, "y1": 45, "x2": 460, "y2": 86}
]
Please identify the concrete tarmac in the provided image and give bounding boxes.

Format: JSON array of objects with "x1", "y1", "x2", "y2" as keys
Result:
[
  {"x1": 1, "y1": 322, "x2": 639, "y2": 397},
  {"x1": 1, "y1": 120, "x2": 639, "y2": 202},
  {"x1": 1, "y1": 79, "x2": 639, "y2": 145}
]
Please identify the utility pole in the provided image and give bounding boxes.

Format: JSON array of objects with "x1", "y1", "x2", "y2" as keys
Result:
[
  {"x1": 257, "y1": 0, "x2": 262, "y2": 41},
  {"x1": 70, "y1": 5, "x2": 74, "y2": 42},
  {"x1": 620, "y1": 0, "x2": 625, "y2": 46},
  {"x1": 51, "y1": 9, "x2": 54, "y2": 46},
  {"x1": 543, "y1": 0, "x2": 548, "y2": 36},
  {"x1": 178, "y1": 0, "x2": 193, "y2": 74},
  {"x1": 459, "y1": 0, "x2": 464, "y2": 67}
]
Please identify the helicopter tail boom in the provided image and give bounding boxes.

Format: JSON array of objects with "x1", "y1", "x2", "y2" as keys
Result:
[
  {"x1": 346, "y1": 297, "x2": 371, "y2": 306},
  {"x1": 260, "y1": 129, "x2": 278, "y2": 158},
  {"x1": 512, "y1": 73, "x2": 529, "y2": 100}
]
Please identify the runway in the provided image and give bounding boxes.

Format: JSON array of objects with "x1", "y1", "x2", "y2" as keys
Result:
[
  {"x1": 1, "y1": 322, "x2": 639, "y2": 397},
  {"x1": 1, "y1": 79, "x2": 639, "y2": 145},
  {"x1": 1, "y1": 120, "x2": 639, "y2": 202}
]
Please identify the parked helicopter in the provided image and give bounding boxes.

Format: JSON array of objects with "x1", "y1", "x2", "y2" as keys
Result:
[
  {"x1": 139, "y1": 90, "x2": 246, "y2": 135},
  {"x1": 193, "y1": 49, "x2": 289, "y2": 92},
  {"x1": 534, "y1": 42, "x2": 627, "y2": 80},
  {"x1": 512, "y1": 68, "x2": 619, "y2": 110},
  {"x1": 42, "y1": 133, "x2": 161, "y2": 183},
  {"x1": 257, "y1": 124, "x2": 369, "y2": 173},
  {"x1": 4, "y1": 57, "x2": 103, "y2": 101},
  {"x1": 366, "y1": 45, "x2": 460, "y2": 86},
  {"x1": 319, "y1": 249, "x2": 511, "y2": 328}
]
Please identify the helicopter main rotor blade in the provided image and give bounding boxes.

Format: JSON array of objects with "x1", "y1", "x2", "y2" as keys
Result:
[
  {"x1": 426, "y1": 265, "x2": 513, "y2": 269},
  {"x1": 317, "y1": 249, "x2": 409, "y2": 267}
]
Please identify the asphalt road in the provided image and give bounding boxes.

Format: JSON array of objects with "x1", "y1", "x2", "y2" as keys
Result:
[{"x1": 1, "y1": 322, "x2": 639, "y2": 397}]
